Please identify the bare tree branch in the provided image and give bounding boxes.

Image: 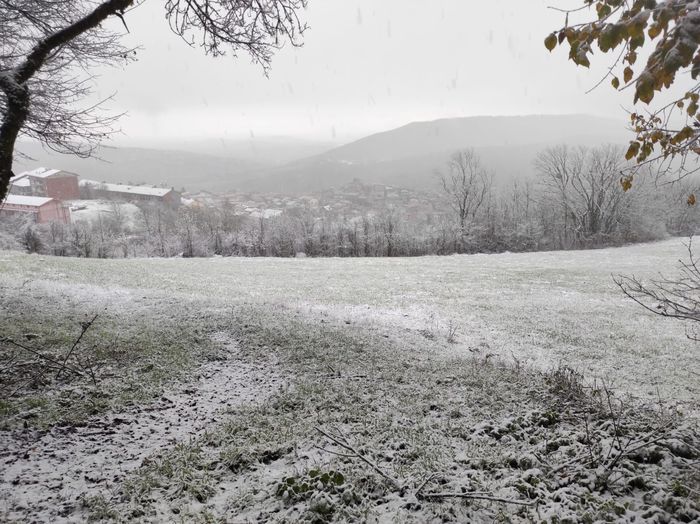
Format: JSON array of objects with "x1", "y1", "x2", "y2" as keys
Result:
[
  {"x1": 615, "y1": 237, "x2": 700, "y2": 341},
  {"x1": 0, "y1": 0, "x2": 308, "y2": 201}
]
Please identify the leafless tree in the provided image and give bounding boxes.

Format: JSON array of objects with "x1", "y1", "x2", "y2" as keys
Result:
[
  {"x1": 535, "y1": 145, "x2": 629, "y2": 245},
  {"x1": 110, "y1": 200, "x2": 125, "y2": 230},
  {"x1": 292, "y1": 205, "x2": 317, "y2": 255},
  {"x1": 380, "y1": 208, "x2": 398, "y2": 257},
  {"x1": 0, "y1": 0, "x2": 308, "y2": 201},
  {"x1": 439, "y1": 149, "x2": 493, "y2": 236},
  {"x1": 70, "y1": 221, "x2": 94, "y2": 257},
  {"x1": 615, "y1": 239, "x2": 700, "y2": 341}
]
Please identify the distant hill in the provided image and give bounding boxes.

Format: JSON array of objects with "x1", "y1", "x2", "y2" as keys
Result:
[
  {"x1": 12, "y1": 137, "x2": 334, "y2": 193},
  {"x1": 239, "y1": 115, "x2": 636, "y2": 193},
  {"x1": 128, "y1": 136, "x2": 338, "y2": 166},
  {"x1": 13, "y1": 142, "x2": 267, "y2": 193},
  {"x1": 13, "y1": 115, "x2": 635, "y2": 194}
]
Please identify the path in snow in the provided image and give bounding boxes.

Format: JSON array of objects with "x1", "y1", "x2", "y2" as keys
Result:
[{"x1": 0, "y1": 336, "x2": 282, "y2": 523}]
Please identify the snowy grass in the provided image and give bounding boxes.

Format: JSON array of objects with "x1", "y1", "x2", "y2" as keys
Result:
[
  {"x1": 84, "y1": 306, "x2": 699, "y2": 522},
  {"x1": 1, "y1": 239, "x2": 699, "y2": 521},
  {"x1": 0, "y1": 277, "x2": 224, "y2": 429},
  {"x1": 0, "y1": 238, "x2": 698, "y2": 411}
]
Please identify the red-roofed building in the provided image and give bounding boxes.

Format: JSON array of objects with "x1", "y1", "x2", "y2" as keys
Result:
[
  {"x1": 10, "y1": 167, "x2": 80, "y2": 200},
  {"x1": 0, "y1": 195, "x2": 71, "y2": 224}
]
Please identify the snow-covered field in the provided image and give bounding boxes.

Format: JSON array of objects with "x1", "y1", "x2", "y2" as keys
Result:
[
  {"x1": 1, "y1": 238, "x2": 698, "y2": 409},
  {"x1": 0, "y1": 239, "x2": 698, "y2": 522}
]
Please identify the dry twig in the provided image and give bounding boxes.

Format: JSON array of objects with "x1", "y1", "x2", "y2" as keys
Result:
[
  {"x1": 56, "y1": 314, "x2": 98, "y2": 380},
  {"x1": 315, "y1": 426, "x2": 403, "y2": 490},
  {"x1": 419, "y1": 491, "x2": 534, "y2": 506}
]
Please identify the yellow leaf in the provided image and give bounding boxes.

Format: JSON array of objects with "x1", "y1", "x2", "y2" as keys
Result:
[
  {"x1": 648, "y1": 24, "x2": 662, "y2": 39},
  {"x1": 634, "y1": 75, "x2": 655, "y2": 104},
  {"x1": 620, "y1": 175, "x2": 634, "y2": 192},
  {"x1": 545, "y1": 33, "x2": 557, "y2": 52},
  {"x1": 625, "y1": 141, "x2": 640, "y2": 160},
  {"x1": 624, "y1": 67, "x2": 633, "y2": 84}
]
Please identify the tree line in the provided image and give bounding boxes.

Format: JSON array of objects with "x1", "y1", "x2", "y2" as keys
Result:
[{"x1": 2, "y1": 145, "x2": 697, "y2": 259}]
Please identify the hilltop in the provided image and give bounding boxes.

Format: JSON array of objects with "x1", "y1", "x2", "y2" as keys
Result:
[
  {"x1": 240, "y1": 114, "x2": 634, "y2": 193},
  {"x1": 13, "y1": 115, "x2": 634, "y2": 194}
]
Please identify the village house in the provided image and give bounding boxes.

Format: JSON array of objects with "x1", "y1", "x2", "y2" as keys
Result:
[
  {"x1": 10, "y1": 167, "x2": 80, "y2": 200},
  {"x1": 80, "y1": 180, "x2": 181, "y2": 207},
  {"x1": 0, "y1": 195, "x2": 71, "y2": 224},
  {"x1": 8, "y1": 174, "x2": 31, "y2": 196}
]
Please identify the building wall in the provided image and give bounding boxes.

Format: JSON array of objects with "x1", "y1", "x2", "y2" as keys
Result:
[
  {"x1": 88, "y1": 188, "x2": 181, "y2": 207},
  {"x1": 163, "y1": 190, "x2": 182, "y2": 207},
  {"x1": 37, "y1": 201, "x2": 70, "y2": 224},
  {"x1": 101, "y1": 190, "x2": 160, "y2": 203},
  {"x1": 29, "y1": 178, "x2": 46, "y2": 196},
  {"x1": 0, "y1": 205, "x2": 39, "y2": 222},
  {"x1": 1, "y1": 201, "x2": 71, "y2": 224},
  {"x1": 45, "y1": 176, "x2": 80, "y2": 200}
]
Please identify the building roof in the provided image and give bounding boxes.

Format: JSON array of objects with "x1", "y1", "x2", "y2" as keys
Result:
[
  {"x1": 81, "y1": 179, "x2": 172, "y2": 197},
  {"x1": 2, "y1": 194, "x2": 54, "y2": 207},
  {"x1": 9, "y1": 174, "x2": 30, "y2": 187},
  {"x1": 18, "y1": 167, "x2": 74, "y2": 179}
]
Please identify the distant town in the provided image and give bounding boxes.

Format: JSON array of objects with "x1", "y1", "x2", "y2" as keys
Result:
[{"x1": 1, "y1": 167, "x2": 449, "y2": 226}]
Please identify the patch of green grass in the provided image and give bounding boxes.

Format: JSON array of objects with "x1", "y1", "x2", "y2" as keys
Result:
[
  {"x1": 0, "y1": 287, "x2": 224, "y2": 429},
  {"x1": 124, "y1": 443, "x2": 217, "y2": 505},
  {"x1": 81, "y1": 494, "x2": 121, "y2": 523}
]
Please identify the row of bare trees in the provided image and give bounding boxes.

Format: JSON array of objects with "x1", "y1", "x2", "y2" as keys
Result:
[
  {"x1": 439, "y1": 145, "x2": 697, "y2": 253},
  {"x1": 1, "y1": 144, "x2": 697, "y2": 259}
]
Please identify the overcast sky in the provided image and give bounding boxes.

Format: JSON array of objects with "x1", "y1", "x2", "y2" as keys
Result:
[{"x1": 97, "y1": 0, "x2": 640, "y2": 143}]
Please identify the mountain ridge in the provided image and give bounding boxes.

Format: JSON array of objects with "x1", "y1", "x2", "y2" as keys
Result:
[
  {"x1": 13, "y1": 115, "x2": 634, "y2": 194},
  {"x1": 239, "y1": 114, "x2": 635, "y2": 193}
]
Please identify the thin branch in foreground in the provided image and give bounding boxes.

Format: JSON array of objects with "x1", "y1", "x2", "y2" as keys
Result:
[
  {"x1": 56, "y1": 313, "x2": 98, "y2": 380},
  {"x1": 1, "y1": 337, "x2": 83, "y2": 377},
  {"x1": 314, "y1": 426, "x2": 403, "y2": 490},
  {"x1": 414, "y1": 473, "x2": 437, "y2": 497},
  {"x1": 419, "y1": 491, "x2": 534, "y2": 506},
  {"x1": 315, "y1": 426, "x2": 535, "y2": 507}
]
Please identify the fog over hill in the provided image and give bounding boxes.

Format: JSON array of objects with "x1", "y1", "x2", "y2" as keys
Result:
[
  {"x1": 240, "y1": 115, "x2": 636, "y2": 193},
  {"x1": 14, "y1": 142, "x2": 258, "y2": 192},
  {"x1": 13, "y1": 115, "x2": 634, "y2": 194},
  {"x1": 115, "y1": 136, "x2": 337, "y2": 166},
  {"x1": 13, "y1": 138, "x2": 335, "y2": 193}
]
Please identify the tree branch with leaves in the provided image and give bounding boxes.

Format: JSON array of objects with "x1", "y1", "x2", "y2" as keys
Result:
[
  {"x1": 546, "y1": 0, "x2": 700, "y2": 182},
  {"x1": 0, "y1": 0, "x2": 307, "y2": 202}
]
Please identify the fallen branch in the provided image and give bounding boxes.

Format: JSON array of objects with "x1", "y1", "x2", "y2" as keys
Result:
[
  {"x1": 316, "y1": 373, "x2": 368, "y2": 380},
  {"x1": 414, "y1": 473, "x2": 437, "y2": 497},
  {"x1": 419, "y1": 491, "x2": 534, "y2": 506},
  {"x1": 315, "y1": 426, "x2": 403, "y2": 490},
  {"x1": 1, "y1": 337, "x2": 83, "y2": 377},
  {"x1": 315, "y1": 427, "x2": 535, "y2": 507}
]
